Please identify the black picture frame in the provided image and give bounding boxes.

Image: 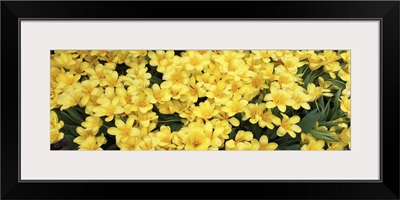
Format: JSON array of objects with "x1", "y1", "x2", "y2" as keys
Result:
[{"x1": 2, "y1": 1, "x2": 399, "y2": 199}]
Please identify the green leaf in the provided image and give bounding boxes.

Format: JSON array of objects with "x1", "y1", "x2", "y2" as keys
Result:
[
  {"x1": 65, "y1": 108, "x2": 84, "y2": 124},
  {"x1": 60, "y1": 144, "x2": 78, "y2": 150},
  {"x1": 53, "y1": 109, "x2": 74, "y2": 124},
  {"x1": 63, "y1": 134, "x2": 76, "y2": 143},
  {"x1": 318, "y1": 121, "x2": 349, "y2": 127},
  {"x1": 63, "y1": 125, "x2": 80, "y2": 136},
  {"x1": 106, "y1": 144, "x2": 120, "y2": 150},
  {"x1": 168, "y1": 123, "x2": 183, "y2": 132},
  {"x1": 333, "y1": 88, "x2": 342, "y2": 111},
  {"x1": 309, "y1": 129, "x2": 339, "y2": 142},
  {"x1": 228, "y1": 128, "x2": 237, "y2": 140},
  {"x1": 297, "y1": 109, "x2": 320, "y2": 133},
  {"x1": 150, "y1": 76, "x2": 163, "y2": 85},
  {"x1": 280, "y1": 144, "x2": 301, "y2": 150},
  {"x1": 252, "y1": 124, "x2": 262, "y2": 139}
]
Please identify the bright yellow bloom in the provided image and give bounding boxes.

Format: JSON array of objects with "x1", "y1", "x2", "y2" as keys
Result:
[
  {"x1": 53, "y1": 53, "x2": 76, "y2": 67},
  {"x1": 339, "y1": 127, "x2": 351, "y2": 149},
  {"x1": 259, "y1": 109, "x2": 281, "y2": 129},
  {"x1": 180, "y1": 77, "x2": 206, "y2": 103},
  {"x1": 290, "y1": 86, "x2": 312, "y2": 110},
  {"x1": 183, "y1": 127, "x2": 211, "y2": 150},
  {"x1": 225, "y1": 131, "x2": 254, "y2": 150},
  {"x1": 50, "y1": 111, "x2": 64, "y2": 144},
  {"x1": 340, "y1": 95, "x2": 351, "y2": 118},
  {"x1": 136, "y1": 135, "x2": 160, "y2": 150},
  {"x1": 242, "y1": 103, "x2": 265, "y2": 124},
  {"x1": 182, "y1": 50, "x2": 210, "y2": 71},
  {"x1": 73, "y1": 126, "x2": 98, "y2": 145},
  {"x1": 258, "y1": 135, "x2": 278, "y2": 150},
  {"x1": 264, "y1": 83, "x2": 295, "y2": 112},
  {"x1": 277, "y1": 114, "x2": 301, "y2": 138},
  {"x1": 78, "y1": 135, "x2": 107, "y2": 151},
  {"x1": 55, "y1": 72, "x2": 81, "y2": 93},
  {"x1": 193, "y1": 100, "x2": 219, "y2": 120},
  {"x1": 92, "y1": 97, "x2": 124, "y2": 122},
  {"x1": 301, "y1": 139, "x2": 325, "y2": 150},
  {"x1": 57, "y1": 86, "x2": 82, "y2": 110},
  {"x1": 206, "y1": 79, "x2": 232, "y2": 105},
  {"x1": 322, "y1": 50, "x2": 341, "y2": 79},
  {"x1": 81, "y1": 116, "x2": 103, "y2": 133},
  {"x1": 221, "y1": 94, "x2": 248, "y2": 117},
  {"x1": 144, "y1": 84, "x2": 172, "y2": 104},
  {"x1": 100, "y1": 71, "x2": 120, "y2": 88},
  {"x1": 161, "y1": 65, "x2": 189, "y2": 89},
  {"x1": 107, "y1": 116, "x2": 140, "y2": 143},
  {"x1": 133, "y1": 111, "x2": 158, "y2": 127},
  {"x1": 154, "y1": 126, "x2": 176, "y2": 150},
  {"x1": 131, "y1": 93, "x2": 153, "y2": 114},
  {"x1": 76, "y1": 79, "x2": 102, "y2": 107},
  {"x1": 252, "y1": 50, "x2": 272, "y2": 63}
]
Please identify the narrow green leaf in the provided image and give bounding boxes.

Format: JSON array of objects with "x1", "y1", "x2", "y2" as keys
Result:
[
  {"x1": 150, "y1": 76, "x2": 163, "y2": 85},
  {"x1": 63, "y1": 125, "x2": 80, "y2": 136},
  {"x1": 65, "y1": 108, "x2": 84, "y2": 123},
  {"x1": 63, "y1": 134, "x2": 76, "y2": 143},
  {"x1": 280, "y1": 144, "x2": 301, "y2": 150},
  {"x1": 318, "y1": 121, "x2": 350, "y2": 127},
  {"x1": 106, "y1": 144, "x2": 120, "y2": 150},
  {"x1": 297, "y1": 109, "x2": 320, "y2": 133},
  {"x1": 309, "y1": 129, "x2": 339, "y2": 142}
]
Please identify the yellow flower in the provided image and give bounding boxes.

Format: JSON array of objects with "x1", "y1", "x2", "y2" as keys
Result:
[
  {"x1": 100, "y1": 71, "x2": 120, "y2": 88},
  {"x1": 136, "y1": 135, "x2": 160, "y2": 150},
  {"x1": 322, "y1": 50, "x2": 341, "y2": 79},
  {"x1": 264, "y1": 83, "x2": 295, "y2": 112},
  {"x1": 131, "y1": 93, "x2": 153, "y2": 114},
  {"x1": 258, "y1": 135, "x2": 278, "y2": 150},
  {"x1": 259, "y1": 109, "x2": 281, "y2": 129},
  {"x1": 77, "y1": 79, "x2": 102, "y2": 107},
  {"x1": 50, "y1": 111, "x2": 64, "y2": 144},
  {"x1": 92, "y1": 97, "x2": 124, "y2": 122},
  {"x1": 278, "y1": 56, "x2": 304, "y2": 74},
  {"x1": 107, "y1": 116, "x2": 140, "y2": 143},
  {"x1": 301, "y1": 139, "x2": 325, "y2": 150},
  {"x1": 144, "y1": 84, "x2": 172, "y2": 104},
  {"x1": 55, "y1": 72, "x2": 81, "y2": 93},
  {"x1": 242, "y1": 103, "x2": 265, "y2": 124},
  {"x1": 148, "y1": 50, "x2": 175, "y2": 73},
  {"x1": 78, "y1": 134, "x2": 107, "y2": 151},
  {"x1": 183, "y1": 127, "x2": 211, "y2": 150},
  {"x1": 57, "y1": 86, "x2": 82, "y2": 110},
  {"x1": 225, "y1": 131, "x2": 254, "y2": 150},
  {"x1": 339, "y1": 127, "x2": 351, "y2": 149},
  {"x1": 73, "y1": 126, "x2": 98, "y2": 145},
  {"x1": 340, "y1": 95, "x2": 351, "y2": 118},
  {"x1": 221, "y1": 94, "x2": 248, "y2": 117},
  {"x1": 180, "y1": 77, "x2": 206, "y2": 103},
  {"x1": 252, "y1": 50, "x2": 272, "y2": 63},
  {"x1": 290, "y1": 86, "x2": 312, "y2": 110},
  {"x1": 206, "y1": 79, "x2": 232, "y2": 105},
  {"x1": 160, "y1": 65, "x2": 189, "y2": 89},
  {"x1": 81, "y1": 116, "x2": 103, "y2": 133},
  {"x1": 133, "y1": 111, "x2": 158, "y2": 127},
  {"x1": 182, "y1": 50, "x2": 210, "y2": 71},
  {"x1": 243, "y1": 71, "x2": 269, "y2": 90},
  {"x1": 154, "y1": 126, "x2": 176, "y2": 150},
  {"x1": 193, "y1": 100, "x2": 219, "y2": 120},
  {"x1": 277, "y1": 114, "x2": 301, "y2": 138},
  {"x1": 53, "y1": 52, "x2": 76, "y2": 67}
]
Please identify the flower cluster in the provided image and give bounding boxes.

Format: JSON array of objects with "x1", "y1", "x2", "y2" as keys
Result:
[{"x1": 50, "y1": 50, "x2": 350, "y2": 150}]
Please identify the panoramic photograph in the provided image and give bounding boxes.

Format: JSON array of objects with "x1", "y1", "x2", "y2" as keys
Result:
[{"x1": 50, "y1": 50, "x2": 350, "y2": 151}]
